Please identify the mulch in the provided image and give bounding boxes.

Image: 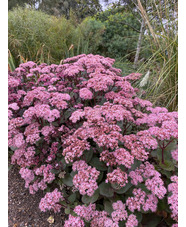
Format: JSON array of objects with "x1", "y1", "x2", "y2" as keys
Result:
[{"x1": 8, "y1": 165, "x2": 67, "y2": 227}]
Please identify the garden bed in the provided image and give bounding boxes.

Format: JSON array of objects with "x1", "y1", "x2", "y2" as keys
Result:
[{"x1": 8, "y1": 165, "x2": 66, "y2": 227}]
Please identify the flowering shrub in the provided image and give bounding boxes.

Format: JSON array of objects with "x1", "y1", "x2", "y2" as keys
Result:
[{"x1": 8, "y1": 54, "x2": 178, "y2": 226}]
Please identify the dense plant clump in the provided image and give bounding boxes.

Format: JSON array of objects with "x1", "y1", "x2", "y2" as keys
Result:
[
  {"x1": 8, "y1": 54, "x2": 178, "y2": 226},
  {"x1": 8, "y1": 7, "x2": 105, "y2": 66}
]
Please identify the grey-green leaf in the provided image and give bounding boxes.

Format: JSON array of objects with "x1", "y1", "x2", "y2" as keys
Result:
[
  {"x1": 104, "y1": 200, "x2": 113, "y2": 215},
  {"x1": 99, "y1": 182, "x2": 114, "y2": 198},
  {"x1": 113, "y1": 182, "x2": 133, "y2": 194},
  {"x1": 68, "y1": 193, "x2": 76, "y2": 203},
  {"x1": 63, "y1": 173, "x2": 73, "y2": 187},
  {"x1": 82, "y1": 189, "x2": 99, "y2": 204},
  {"x1": 89, "y1": 157, "x2": 107, "y2": 171}
]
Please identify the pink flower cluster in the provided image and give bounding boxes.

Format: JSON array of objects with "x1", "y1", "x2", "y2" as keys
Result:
[
  {"x1": 168, "y1": 176, "x2": 178, "y2": 222},
  {"x1": 23, "y1": 104, "x2": 60, "y2": 123},
  {"x1": 129, "y1": 162, "x2": 167, "y2": 199},
  {"x1": 39, "y1": 188, "x2": 63, "y2": 213},
  {"x1": 126, "y1": 187, "x2": 158, "y2": 213},
  {"x1": 72, "y1": 160, "x2": 100, "y2": 196},
  {"x1": 49, "y1": 92, "x2": 70, "y2": 109},
  {"x1": 19, "y1": 167, "x2": 35, "y2": 188},
  {"x1": 126, "y1": 188, "x2": 146, "y2": 212},
  {"x1": 171, "y1": 149, "x2": 178, "y2": 161},
  {"x1": 64, "y1": 215, "x2": 85, "y2": 227},
  {"x1": 126, "y1": 214, "x2": 138, "y2": 227},
  {"x1": 69, "y1": 201, "x2": 138, "y2": 227},
  {"x1": 106, "y1": 168, "x2": 128, "y2": 187},
  {"x1": 11, "y1": 146, "x2": 38, "y2": 167},
  {"x1": 35, "y1": 164, "x2": 55, "y2": 184},
  {"x1": 74, "y1": 204, "x2": 96, "y2": 222},
  {"x1": 62, "y1": 136, "x2": 90, "y2": 163},
  {"x1": 73, "y1": 120, "x2": 123, "y2": 150},
  {"x1": 79, "y1": 88, "x2": 93, "y2": 100},
  {"x1": 111, "y1": 201, "x2": 128, "y2": 223},
  {"x1": 69, "y1": 203, "x2": 118, "y2": 227},
  {"x1": 100, "y1": 148, "x2": 134, "y2": 168}
]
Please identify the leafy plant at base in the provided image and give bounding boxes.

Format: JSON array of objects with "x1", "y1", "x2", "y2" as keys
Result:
[{"x1": 8, "y1": 54, "x2": 178, "y2": 226}]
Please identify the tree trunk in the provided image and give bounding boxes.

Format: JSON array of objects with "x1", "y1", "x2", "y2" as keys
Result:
[{"x1": 133, "y1": 19, "x2": 145, "y2": 69}]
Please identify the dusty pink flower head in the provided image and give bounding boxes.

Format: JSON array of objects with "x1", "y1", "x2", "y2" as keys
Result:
[
  {"x1": 74, "y1": 204, "x2": 96, "y2": 221},
  {"x1": 106, "y1": 168, "x2": 128, "y2": 187},
  {"x1": 126, "y1": 214, "x2": 138, "y2": 227},
  {"x1": 64, "y1": 214, "x2": 85, "y2": 227},
  {"x1": 111, "y1": 200, "x2": 128, "y2": 223},
  {"x1": 171, "y1": 149, "x2": 178, "y2": 161},
  {"x1": 39, "y1": 188, "x2": 63, "y2": 213},
  {"x1": 19, "y1": 167, "x2": 35, "y2": 188},
  {"x1": 62, "y1": 136, "x2": 90, "y2": 163},
  {"x1": 168, "y1": 175, "x2": 178, "y2": 222},
  {"x1": 73, "y1": 162, "x2": 100, "y2": 196},
  {"x1": 13, "y1": 133, "x2": 25, "y2": 148},
  {"x1": 126, "y1": 188, "x2": 146, "y2": 212},
  {"x1": 79, "y1": 88, "x2": 93, "y2": 100}
]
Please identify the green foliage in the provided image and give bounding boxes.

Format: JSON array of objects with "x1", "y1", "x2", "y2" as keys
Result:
[
  {"x1": 89, "y1": 157, "x2": 107, "y2": 171},
  {"x1": 8, "y1": 0, "x2": 36, "y2": 11},
  {"x1": 99, "y1": 182, "x2": 114, "y2": 198},
  {"x1": 136, "y1": 0, "x2": 178, "y2": 111},
  {"x1": 9, "y1": 0, "x2": 102, "y2": 19},
  {"x1": 9, "y1": 7, "x2": 55, "y2": 65},
  {"x1": 82, "y1": 189, "x2": 99, "y2": 204},
  {"x1": 77, "y1": 17, "x2": 105, "y2": 54},
  {"x1": 62, "y1": 173, "x2": 73, "y2": 187},
  {"x1": 96, "y1": 9, "x2": 141, "y2": 60},
  {"x1": 103, "y1": 200, "x2": 113, "y2": 214},
  {"x1": 112, "y1": 182, "x2": 133, "y2": 194},
  {"x1": 8, "y1": 49, "x2": 16, "y2": 72},
  {"x1": 8, "y1": 7, "x2": 105, "y2": 67}
]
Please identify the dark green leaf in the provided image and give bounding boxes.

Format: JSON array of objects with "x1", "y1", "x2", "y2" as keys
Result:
[
  {"x1": 130, "y1": 159, "x2": 142, "y2": 170},
  {"x1": 113, "y1": 182, "x2": 133, "y2": 194},
  {"x1": 97, "y1": 171, "x2": 104, "y2": 183},
  {"x1": 157, "y1": 198, "x2": 171, "y2": 212},
  {"x1": 164, "y1": 141, "x2": 177, "y2": 153},
  {"x1": 8, "y1": 165, "x2": 13, "y2": 171},
  {"x1": 84, "y1": 149, "x2": 93, "y2": 163},
  {"x1": 89, "y1": 157, "x2": 107, "y2": 171},
  {"x1": 134, "y1": 211, "x2": 142, "y2": 223},
  {"x1": 65, "y1": 207, "x2": 71, "y2": 215},
  {"x1": 82, "y1": 189, "x2": 99, "y2": 204},
  {"x1": 141, "y1": 213, "x2": 162, "y2": 227},
  {"x1": 52, "y1": 121, "x2": 59, "y2": 127},
  {"x1": 68, "y1": 193, "x2": 76, "y2": 203},
  {"x1": 61, "y1": 158, "x2": 67, "y2": 169},
  {"x1": 10, "y1": 146, "x2": 17, "y2": 151},
  {"x1": 70, "y1": 171, "x2": 77, "y2": 178},
  {"x1": 160, "y1": 169, "x2": 172, "y2": 178},
  {"x1": 50, "y1": 169, "x2": 61, "y2": 174},
  {"x1": 99, "y1": 182, "x2": 114, "y2": 198},
  {"x1": 119, "y1": 221, "x2": 126, "y2": 227},
  {"x1": 159, "y1": 160, "x2": 175, "y2": 171},
  {"x1": 103, "y1": 200, "x2": 113, "y2": 214},
  {"x1": 63, "y1": 173, "x2": 73, "y2": 187},
  {"x1": 137, "y1": 183, "x2": 149, "y2": 194}
]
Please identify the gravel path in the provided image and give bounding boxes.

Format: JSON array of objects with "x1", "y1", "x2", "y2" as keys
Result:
[{"x1": 8, "y1": 165, "x2": 66, "y2": 227}]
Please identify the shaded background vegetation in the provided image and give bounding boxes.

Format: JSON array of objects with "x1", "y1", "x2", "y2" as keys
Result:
[{"x1": 8, "y1": 0, "x2": 178, "y2": 111}]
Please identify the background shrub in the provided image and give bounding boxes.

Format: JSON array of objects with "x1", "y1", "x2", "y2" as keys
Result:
[{"x1": 96, "y1": 10, "x2": 141, "y2": 60}]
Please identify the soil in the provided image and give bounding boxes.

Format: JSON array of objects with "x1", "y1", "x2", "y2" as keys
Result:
[{"x1": 8, "y1": 165, "x2": 67, "y2": 227}]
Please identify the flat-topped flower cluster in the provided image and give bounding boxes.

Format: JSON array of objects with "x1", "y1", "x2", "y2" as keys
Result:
[{"x1": 8, "y1": 54, "x2": 178, "y2": 227}]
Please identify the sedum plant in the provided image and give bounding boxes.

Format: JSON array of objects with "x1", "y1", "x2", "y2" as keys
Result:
[{"x1": 8, "y1": 54, "x2": 178, "y2": 227}]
